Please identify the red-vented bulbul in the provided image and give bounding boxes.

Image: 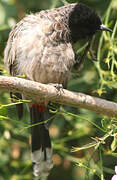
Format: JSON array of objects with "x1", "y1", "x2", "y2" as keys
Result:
[{"x1": 4, "y1": 3, "x2": 112, "y2": 179}]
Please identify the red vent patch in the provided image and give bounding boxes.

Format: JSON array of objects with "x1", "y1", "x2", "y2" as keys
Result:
[{"x1": 33, "y1": 103, "x2": 46, "y2": 113}]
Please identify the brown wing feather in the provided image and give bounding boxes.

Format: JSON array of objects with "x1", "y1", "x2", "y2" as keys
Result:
[{"x1": 4, "y1": 4, "x2": 75, "y2": 118}]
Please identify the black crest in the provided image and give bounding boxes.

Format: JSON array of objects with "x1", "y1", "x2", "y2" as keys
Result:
[{"x1": 69, "y1": 3, "x2": 102, "y2": 42}]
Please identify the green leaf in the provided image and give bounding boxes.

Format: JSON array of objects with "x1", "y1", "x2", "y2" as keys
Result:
[{"x1": 111, "y1": 135, "x2": 117, "y2": 152}]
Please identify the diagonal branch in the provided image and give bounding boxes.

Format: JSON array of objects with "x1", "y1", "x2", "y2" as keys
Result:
[{"x1": 0, "y1": 75, "x2": 117, "y2": 118}]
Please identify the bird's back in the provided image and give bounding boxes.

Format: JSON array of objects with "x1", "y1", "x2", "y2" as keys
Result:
[{"x1": 4, "y1": 3, "x2": 76, "y2": 86}]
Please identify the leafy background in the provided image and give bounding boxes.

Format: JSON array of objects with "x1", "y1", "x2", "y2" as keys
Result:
[{"x1": 0, "y1": 0, "x2": 117, "y2": 180}]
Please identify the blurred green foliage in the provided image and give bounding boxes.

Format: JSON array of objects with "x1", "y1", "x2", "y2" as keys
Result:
[{"x1": 0, "y1": 0, "x2": 117, "y2": 180}]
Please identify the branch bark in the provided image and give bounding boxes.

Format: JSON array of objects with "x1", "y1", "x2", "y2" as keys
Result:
[{"x1": 0, "y1": 75, "x2": 117, "y2": 118}]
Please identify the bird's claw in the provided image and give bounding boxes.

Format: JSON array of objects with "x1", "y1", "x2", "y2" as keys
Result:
[{"x1": 49, "y1": 83, "x2": 64, "y2": 97}]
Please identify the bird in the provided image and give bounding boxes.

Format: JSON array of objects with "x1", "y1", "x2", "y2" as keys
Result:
[{"x1": 4, "y1": 2, "x2": 112, "y2": 179}]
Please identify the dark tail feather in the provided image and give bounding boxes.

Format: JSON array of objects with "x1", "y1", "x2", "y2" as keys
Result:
[
  {"x1": 10, "y1": 92, "x2": 23, "y2": 120},
  {"x1": 30, "y1": 104, "x2": 53, "y2": 178}
]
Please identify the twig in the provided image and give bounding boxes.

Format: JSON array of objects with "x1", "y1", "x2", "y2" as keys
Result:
[{"x1": 0, "y1": 75, "x2": 117, "y2": 118}]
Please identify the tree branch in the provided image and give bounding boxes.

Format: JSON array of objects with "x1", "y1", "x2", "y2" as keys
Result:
[{"x1": 0, "y1": 75, "x2": 117, "y2": 118}]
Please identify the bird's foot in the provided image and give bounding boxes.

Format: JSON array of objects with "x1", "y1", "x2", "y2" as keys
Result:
[{"x1": 49, "y1": 83, "x2": 64, "y2": 96}]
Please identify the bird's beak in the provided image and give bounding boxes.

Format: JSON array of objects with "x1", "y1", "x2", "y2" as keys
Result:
[{"x1": 100, "y1": 24, "x2": 112, "y2": 32}]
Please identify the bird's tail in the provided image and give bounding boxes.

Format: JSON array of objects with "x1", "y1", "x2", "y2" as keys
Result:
[{"x1": 29, "y1": 103, "x2": 53, "y2": 178}]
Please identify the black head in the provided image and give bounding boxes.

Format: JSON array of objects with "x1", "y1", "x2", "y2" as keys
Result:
[{"x1": 69, "y1": 3, "x2": 112, "y2": 42}]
